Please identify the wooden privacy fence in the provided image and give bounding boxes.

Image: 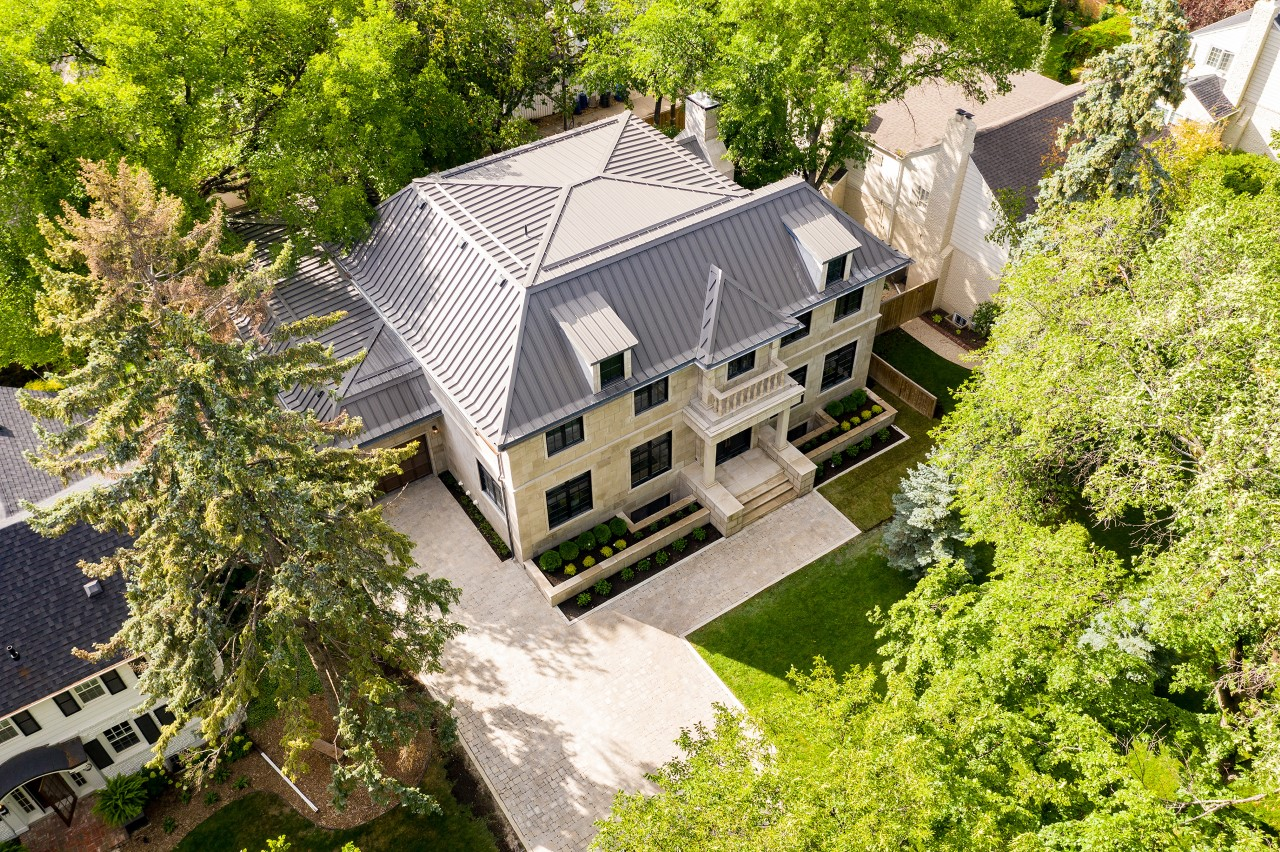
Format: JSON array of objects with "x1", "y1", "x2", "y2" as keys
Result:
[
  {"x1": 868, "y1": 354, "x2": 938, "y2": 419},
  {"x1": 876, "y1": 279, "x2": 937, "y2": 334}
]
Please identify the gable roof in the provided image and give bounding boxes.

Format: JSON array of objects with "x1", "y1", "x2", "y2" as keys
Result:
[
  {"x1": 1186, "y1": 74, "x2": 1237, "y2": 120},
  {"x1": 341, "y1": 114, "x2": 909, "y2": 447},
  {"x1": 0, "y1": 387, "x2": 67, "y2": 522},
  {"x1": 0, "y1": 522, "x2": 132, "y2": 717},
  {"x1": 970, "y1": 89, "x2": 1084, "y2": 220}
]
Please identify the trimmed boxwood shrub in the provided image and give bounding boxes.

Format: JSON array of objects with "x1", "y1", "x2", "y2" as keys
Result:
[
  {"x1": 539, "y1": 551, "x2": 563, "y2": 572},
  {"x1": 825, "y1": 399, "x2": 845, "y2": 419},
  {"x1": 592, "y1": 523, "x2": 613, "y2": 545},
  {"x1": 609, "y1": 517, "x2": 628, "y2": 538},
  {"x1": 576, "y1": 530, "x2": 597, "y2": 550},
  {"x1": 558, "y1": 541, "x2": 580, "y2": 562},
  {"x1": 576, "y1": 592, "x2": 592, "y2": 607},
  {"x1": 594, "y1": 579, "x2": 612, "y2": 596}
]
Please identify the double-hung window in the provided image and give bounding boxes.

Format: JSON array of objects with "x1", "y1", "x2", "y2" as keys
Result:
[
  {"x1": 633, "y1": 377, "x2": 668, "y2": 415},
  {"x1": 834, "y1": 287, "x2": 864, "y2": 321},
  {"x1": 630, "y1": 433, "x2": 672, "y2": 488},
  {"x1": 781, "y1": 311, "x2": 812, "y2": 347},
  {"x1": 545, "y1": 417, "x2": 585, "y2": 456},
  {"x1": 821, "y1": 342, "x2": 857, "y2": 391},
  {"x1": 726, "y1": 351, "x2": 756, "y2": 381},
  {"x1": 546, "y1": 472, "x2": 593, "y2": 528}
]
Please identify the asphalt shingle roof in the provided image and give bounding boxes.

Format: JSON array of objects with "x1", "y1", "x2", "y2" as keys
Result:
[
  {"x1": 0, "y1": 387, "x2": 67, "y2": 521},
  {"x1": 0, "y1": 522, "x2": 131, "y2": 717}
]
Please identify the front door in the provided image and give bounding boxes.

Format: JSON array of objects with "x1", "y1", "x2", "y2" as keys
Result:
[{"x1": 715, "y1": 428, "x2": 752, "y2": 466}]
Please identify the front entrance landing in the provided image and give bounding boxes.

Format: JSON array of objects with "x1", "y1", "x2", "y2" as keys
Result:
[{"x1": 382, "y1": 476, "x2": 856, "y2": 851}]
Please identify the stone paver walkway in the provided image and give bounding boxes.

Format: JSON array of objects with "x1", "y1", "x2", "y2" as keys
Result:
[
  {"x1": 902, "y1": 316, "x2": 982, "y2": 368},
  {"x1": 382, "y1": 480, "x2": 856, "y2": 851}
]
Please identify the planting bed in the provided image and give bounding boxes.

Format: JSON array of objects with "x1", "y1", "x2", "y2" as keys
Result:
[{"x1": 555, "y1": 521, "x2": 723, "y2": 620}]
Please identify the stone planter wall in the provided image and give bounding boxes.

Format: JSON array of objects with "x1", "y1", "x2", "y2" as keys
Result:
[{"x1": 524, "y1": 508, "x2": 711, "y2": 606}]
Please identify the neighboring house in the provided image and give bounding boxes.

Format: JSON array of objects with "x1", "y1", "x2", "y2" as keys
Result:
[
  {"x1": 263, "y1": 101, "x2": 908, "y2": 563},
  {"x1": 835, "y1": 72, "x2": 1082, "y2": 323},
  {"x1": 0, "y1": 389, "x2": 201, "y2": 842},
  {"x1": 1171, "y1": 0, "x2": 1280, "y2": 158}
]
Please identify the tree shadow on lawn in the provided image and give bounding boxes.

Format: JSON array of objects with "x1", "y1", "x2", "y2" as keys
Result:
[{"x1": 688, "y1": 528, "x2": 914, "y2": 719}]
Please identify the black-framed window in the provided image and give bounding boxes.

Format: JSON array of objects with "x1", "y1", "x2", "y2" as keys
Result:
[
  {"x1": 825, "y1": 254, "x2": 848, "y2": 286},
  {"x1": 633, "y1": 377, "x2": 668, "y2": 415},
  {"x1": 546, "y1": 472, "x2": 593, "y2": 528},
  {"x1": 781, "y1": 311, "x2": 812, "y2": 346},
  {"x1": 834, "y1": 287, "x2": 864, "y2": 320},
  {"x1": 726, "y1": 351, "x2": 756, "y2": 381},
  {"x1": 599, "y1": 353, "x2": 625, "y2": 387},
  {"x1": 630, "y1": 432, "x2": 672, "y2": 488},
  {"x1": 12, "y1": 710, "x2": 40, "y2": 736},
  {"x1": 101, "y1": 669, "x2": 127, "y2": 694},
  {"x1": 103, "y1": 721, "x2": 140, "y2": 753},
  {"x1": 545, "y1": 417, "x2": 585, "y2": 456},
  {"x1": 53, "y1": 691, "x2": 81, "y2": 717},
  {"x1": 789, "y1": 366, "x2": 808, "y2": 406},
  {"x1": 821, "y1": 341, "x2": 857, "y2": 391},
  {"x1": 477, "y1": 461, "x2": 504, "y2": 510}
]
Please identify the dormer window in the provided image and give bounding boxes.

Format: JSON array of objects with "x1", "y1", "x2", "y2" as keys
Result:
[
  {"x1": 599, "y1": 352, "x2": 626, "y2": 387},
  {"x1": 825, "y1": 254, "x2": 850, "y2": 286}
]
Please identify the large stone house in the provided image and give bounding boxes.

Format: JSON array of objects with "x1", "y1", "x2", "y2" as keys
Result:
[
  {"x1": 0, "y1": 389, "x2": 201, "y2": 842},
  {"x1": 1170, "y1": 0, "x2": 1280, "y2": 158},
  {"x1": 261, "y1": 103, "x2": 908, "y2": 563},
  {"x1": 836, "y1": 72, "x2": 1081, "y2": 323}
]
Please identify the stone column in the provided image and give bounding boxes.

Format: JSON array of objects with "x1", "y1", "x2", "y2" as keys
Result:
[{"x1": 774, "y1": 406, "x2": 791, "y2": 448}]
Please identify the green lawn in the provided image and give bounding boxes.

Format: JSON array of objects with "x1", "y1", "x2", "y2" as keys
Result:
[
  {"x1": 690, "y1": 528, "x2": 913, "y2": 718},
  {"x1": 818, "y1": 390, "x2": 938, "y2": 530},
  {"x1": 175, "y1": 760, "x2": 499, "y2": 852},
  {"x1": 873, "y1": 328, "x2": 973, "y2": 415}
]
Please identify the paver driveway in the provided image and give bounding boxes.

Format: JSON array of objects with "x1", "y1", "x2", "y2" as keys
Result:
[{"x1": 383, "y1": 478, "x2": 857, "y2": 851}]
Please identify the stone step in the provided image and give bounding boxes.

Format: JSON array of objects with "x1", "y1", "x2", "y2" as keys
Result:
[
  {"x1": 735, "y1": 471, "x2": 790, "y2": 507},
  {"x1": 738, "y1": 486, "x2": 797, "y2": 528}
]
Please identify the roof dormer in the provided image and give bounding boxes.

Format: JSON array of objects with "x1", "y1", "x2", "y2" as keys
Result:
[
  {"x1": 783, "y1": 207, "x2": 862, "y2": 292},
  {"x1": 552, "y1": 291, "x2": 639, "y2": 393}
]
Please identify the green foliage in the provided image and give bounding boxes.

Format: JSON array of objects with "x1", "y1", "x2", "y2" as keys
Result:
[
  {"x1": 692, "y1": 526, "x2": 707, "y2": 542},
  {"x1": 1060, "y1": 14, "x2": 1131, "y2": 74},
  {"x1": 608, "y1": 517, "x2": 629, "y2": 538},
  {"x1": 576, "y1": 592, "x2": 592, "y2": 607},
  {"x1": 969, "y1": 300, "x2": 1000, "y2": 337},
  {"x1": 540, "y1": 551, "x2": 563, "y2": 572},
  {"x1": 593, "y1": 579, "x2": 612, "y2": 596},
  {"x1": 24, "y1": 162, "x2": 462, "y2": 812},
  {"x1": 93, "y1": 772, "x2": 149, "y2": 827},
  {"x1": 577, "y1": 530, "x2": 598, "y2": 551},
  {"x1": 558, "y1": 540, "x2": 580, "y2": 562}
]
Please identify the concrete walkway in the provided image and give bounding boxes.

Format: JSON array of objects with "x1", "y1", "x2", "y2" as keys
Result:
[
  {"x1": 901, "y1": 316, "x2": 982, "y2": 368},
  {"x1": 382, "y1": 480, "x2": 856, "y2": 851}
]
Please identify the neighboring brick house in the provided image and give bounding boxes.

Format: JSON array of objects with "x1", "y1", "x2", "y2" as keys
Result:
[
  {"x1": 1170, "y1": 0, "x2": 1280, "y2": 158},
  {"x1": 835, "y1": 72, "x2": 1082, "y2": 323},
  {"x1": 263, "y1": 104, "x2": 908, "y2": 562},
  {"x1": 0, "y1": 390, "x2": 201, "y2": 842}
]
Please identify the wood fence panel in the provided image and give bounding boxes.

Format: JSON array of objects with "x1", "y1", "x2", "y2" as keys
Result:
[
  {"x1": 868, "y1": 354, "x2": 938, "y2": 419},
  {"x1": 876, "y1": 279, "x2": 937, "y2": 334}
]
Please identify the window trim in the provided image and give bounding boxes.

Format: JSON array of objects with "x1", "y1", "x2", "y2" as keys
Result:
[
  {"x1": 821, "y1": 341, "x2": 858, "y2": 391},
  {"x1": 545, "y1": 416, "x2": 585, "y2": 457},
  {"x1": 476, "y1": 461, "x2": 504, "y2": 511},
  {"x1": 630, "y1": 432, "x2": 673, "y2": 489},
  {"x1": 833, "y1": 286, "x2": 865, "y2": 321},
  {"x1": 546, "y1": 471, "x2": 594, "y2": 529},
  {"x1": 103, "y1": 720, "x2": 141, "y2": 754},
  {"x1": 726, "y1": 351, "x2": 757, "y2": 381},
  {"x1": 781, "y1": 311, "x2": 812, "y2": 347},
  {"x1": 633, "y1": 377, "x2": 669, "y2": 415},
  {"x1": 598, "y1": 352, "x2": 626, "y2": 388}
]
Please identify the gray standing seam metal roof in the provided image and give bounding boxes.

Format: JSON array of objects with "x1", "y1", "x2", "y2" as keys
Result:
[
  {"x1": 1186, "y1": 75, "x2": 1237, "y2": 120},
  {"x1": 0, "y1": 522, "x2": 132, "y2": 717},
  {"x1": 970, "y1": 90, "x2": 1084, "y2": 221},
  {"x1": 339, "y1": 112, "x2": 909, "y2": 448},
  {"x1": 0, "y1": 387, "x2": 68, "y2": 520},
  {"x1": 230, "y1": 218, "x2": 440, "y2": 448}
]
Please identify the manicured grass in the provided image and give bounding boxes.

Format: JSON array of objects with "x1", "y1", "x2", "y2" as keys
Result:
[
  {"x1": 175, "y1": 760, "x2": 499, "y2": 852},
  {"x1": 690, "y1": 528, "x2": 913, "y2": 719},
  {"x1": 873, "y1": 328, "x2": 973, "y2": 415},
  {"x1": 818, "y1": 390, "x2": 938, "y2": 530}
]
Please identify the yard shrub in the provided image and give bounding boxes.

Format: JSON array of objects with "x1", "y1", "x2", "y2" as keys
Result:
[
  {"x1": 594, "y1": 579, "x2": 612, "y2": 596},
  {"x1": 600, "y1": 546, "x2": 614, "y2": 558},
  {"x1": 582, "y1": 555, "x2": 596, "y2": 569},
  {"x1": 621, "y1": 566, "x2": 635, "y2": 581},
  {"x1": 824, "y1": 400, "x2": 845, "y2": 419},
  {"x1": 692, "y1": 526, "x2": 707, "y2": 542},
  {"x1": 539, "y1": 551, "x2": 563, "y2": 572},
  {"x1": 576, "y1": 530, "x2": 597, "y2": 550},
  {"x1": 565, "y1": 564, "x2": 577, "y2": 576},
  {"x1": 94, "y1": 772, "x2": 148, "y2": 827},
  {"x1": 592, "y1": 523, "x2": 613, "y2": 545},
  {"x1": 673, "y1": 537, "x2": 688, "y2": 553},
  {"x1": 609, "y1": 517, "x2": 628, "y2": 538},
  {"x1": 558, "y1": 541, "x2": 580, "y2": 562},
  {"x1": 638, "y1": 558, "x2": 653, "y2": 571},
  {"x1": 655, "y1": 550, "x2": 670, "y2": 566},
  {"x1": 614, "y1": 539, "x2": 628, "y2": 550},
  {"x1": 576, "y1": 592, "x2": 592, "y2": 607}
]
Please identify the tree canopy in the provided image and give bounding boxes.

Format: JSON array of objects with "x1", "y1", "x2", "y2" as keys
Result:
[{"x1": 22, "y1": 160, "x2": 463, "y2": 810}]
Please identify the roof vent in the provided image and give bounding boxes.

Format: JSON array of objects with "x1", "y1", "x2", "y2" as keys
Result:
[{"x1": 84, "y1": 579, "x2": 103, "y2": 598}]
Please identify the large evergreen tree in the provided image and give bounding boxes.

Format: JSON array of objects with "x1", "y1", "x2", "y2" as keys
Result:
[{"x1": 22, "y1": 160, "x2": 463, "y2": 810}]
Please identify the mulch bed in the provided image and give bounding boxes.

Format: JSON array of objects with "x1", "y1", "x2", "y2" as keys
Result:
[
  {"x1": 917, "y1": 311, "x2": 987, "y2": 350},
  {"x1": 556, "y1": 524, "x2": 723, "y2": 620},
  {"x1": 813, "y1": 426, "x2": 908, "y2": 486}
]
